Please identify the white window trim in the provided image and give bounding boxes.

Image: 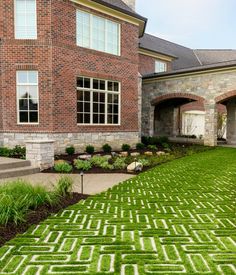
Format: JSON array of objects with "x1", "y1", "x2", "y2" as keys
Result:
[
  {"x1": 76, "y1": 9, "x2": 121, "y2": 56},
  {"x1": 14, "y1": 0, "x2": 38, "y2": 40},
  {"x1": 16, "y1": 71, "x2": 39, "y2": 125},
  {"x1": 77, "y1": 77, "x2": 121, "y2": 126}
]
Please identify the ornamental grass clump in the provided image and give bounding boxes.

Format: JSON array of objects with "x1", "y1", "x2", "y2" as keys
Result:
[
  {"x1": 0, "y1": 180, "x2": 58, "y2": 226},
  {"x1": 54, "y1": 161, "x2": 73, "y2": 173},
  {"x1": 55, "y1": 176, "x2": 73, "y2": 197}
]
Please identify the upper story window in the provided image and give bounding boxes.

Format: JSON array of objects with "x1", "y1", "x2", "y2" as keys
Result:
[
  {"x1": 76, "y1": 10, "x2": 120, "y2": 56},
  {"x1": 155, "y1": 60, "x2": 167, "y2": 73},
  {"x1": 77, "y1": 77, "x2": 120, "y2": 125},
  {"x1": 15, "y1": 0, "x2": 37, "y2": 39},
  {"x1": 17, "y1": 71, "x2": 39, "y2": 124}
]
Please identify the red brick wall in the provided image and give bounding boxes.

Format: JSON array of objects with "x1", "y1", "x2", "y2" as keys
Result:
[{"x1": 0, "y1": 0, "x2": 140, "y2": 134}]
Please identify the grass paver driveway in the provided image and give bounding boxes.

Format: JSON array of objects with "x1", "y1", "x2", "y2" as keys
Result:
[{"x1": 0, "y1": 147, "x2": 236, "y2": 274}]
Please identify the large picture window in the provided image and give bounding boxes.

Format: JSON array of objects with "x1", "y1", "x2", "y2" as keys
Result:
[
  {"x1": 16, "y1": 71, "x2": 39, "y2": 124},
  {"x1": 15, "y1": 0, "x2": 37, "y2": 39},
  {"x1": 76, "y1": 10, "x2": 120, "y2": 56},
  {"x1": 77, "y1": 77, "x2": 120, "y2": 125}
]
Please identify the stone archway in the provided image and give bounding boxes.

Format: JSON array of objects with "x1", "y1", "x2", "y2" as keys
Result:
[
  {"x1": 151, "y1": 93, "x2": 205, "y2": 137},
  {"x1": 215, "y1": 90, "x2": 236, "y2": 145}
]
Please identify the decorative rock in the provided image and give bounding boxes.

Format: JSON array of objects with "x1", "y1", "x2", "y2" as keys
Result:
[
  {"x1": 78, "y1": 154, "x2": 92, "y2": 160},
  {"x1": 144, "y1": 151, "x2": 153, "y2": 156},
  {"x1": 127, "y1": 162, "x2": 143, "y2": 173},
  {"x1": 157, "y1": 151, "x2": 166, "y2": 156},
  {"x1": 130, "y1": 152, "x2": 140, "y2": 157},
  {"x1": 120, "y1": 151, "x2": 129, "y2": 157},
  {"x1": 111, "y1": 152, "x2": 119, "y2": 157}
]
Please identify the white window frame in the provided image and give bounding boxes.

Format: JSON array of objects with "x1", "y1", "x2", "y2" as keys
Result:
[
  {"x1": 16, "y1": 71, "x2": 39, "y2": 125},
  {"x1": 14, "y1": 0, "x2": 37, "y2": 39},
  {"x1": 76, "y1": 9, "x2": 121, "y2": 56},
  {"x1": 155, "y1": 60, "x2": 167, "y2": 73},
  {"x1": 77, "y1": 77, "x2": 121, "y2": 126}
]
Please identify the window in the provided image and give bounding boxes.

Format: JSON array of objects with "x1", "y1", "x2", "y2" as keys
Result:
[
  {"x1": 15, "y1": 0, "x2": 37, "y2": 39},
  {"x1": 76, "y1": 10, "x2": 120, "y2": 55},
  {"x1": 77, "y1": 77, "x2": 120, "y2": 125},
  {"x1": 16, "y1": 71, "x2": 39, "y2": 124},
  {"x1": 155, "y1": 60, "x2": 167, "y2": 73}
]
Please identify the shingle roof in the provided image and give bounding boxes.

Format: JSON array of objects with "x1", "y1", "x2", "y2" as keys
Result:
[
  {"x1": 139, "y1": 34, "x2": 201, "y2": 70},
  {"x1": 92, "y1": 0, "x2": 146, "y2": 21},
  {"x1": 194, "y1": 49, "x2": 236, "y2": 65}
]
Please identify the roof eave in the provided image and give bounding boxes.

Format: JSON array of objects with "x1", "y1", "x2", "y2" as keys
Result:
[{"x1": 143, "y1": 62, "x2": 236, "y2": 80}]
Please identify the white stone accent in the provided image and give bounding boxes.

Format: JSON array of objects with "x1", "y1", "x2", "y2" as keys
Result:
[{"x1": 26, "y1": 140, "x2": 55, "y2": 170}]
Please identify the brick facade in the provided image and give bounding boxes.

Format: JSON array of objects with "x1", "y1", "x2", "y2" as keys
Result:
[{"x1": 0, "y1": 0, "x2": 140, "y2": 151}]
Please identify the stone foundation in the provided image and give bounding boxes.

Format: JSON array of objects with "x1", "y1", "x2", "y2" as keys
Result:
[{"x1": 1, "y1": 132, "x2": 140, "y2": 154}]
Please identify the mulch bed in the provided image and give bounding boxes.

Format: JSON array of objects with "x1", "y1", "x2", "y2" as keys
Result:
[{"x1": 0, "y1": 193, "x2": 89, "y2": 247}]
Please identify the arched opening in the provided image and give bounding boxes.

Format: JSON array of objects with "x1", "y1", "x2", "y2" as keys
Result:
[
  {"x1": 215, "y1": 90, "x2": 236, "y2": 145},
  {"x1": 152, "y1": 93, "x2": 205, "y2": 140}
]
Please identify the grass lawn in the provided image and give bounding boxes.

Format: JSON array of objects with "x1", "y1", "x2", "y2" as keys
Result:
[{"x1": 0, "y1": 147, "x2": 235, "y2": 274}]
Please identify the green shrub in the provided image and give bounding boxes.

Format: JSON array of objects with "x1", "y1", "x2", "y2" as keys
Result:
[
  {"x1": 0, "y1": 180, "x2": 58, "y2": 226},
  {"x1": 66, "y1": 146, "x2": 75, "y2": 156},
  {"x1": 141, "y1": 136, "x2": 169, "y2": 146},
  {"x1": 122, "y1": 144, "x2": 131, "y2": 152},
  {"x1": 56, "y1": 176, "x2": 73, "y2": 196},
  {"x1": 86, "y1": 145, "x2": 95, "y2": 154},
  {"x1": 11, "y1": 145, "x2": 26, "y2": 158},
  {"x1": 141, "y1": 136, "x2": 150, "y2": 145},
  {"x1": 138, "y1": 158, "x2": 151, "y2": 167},
  {"x1": 147, "y1": 145, "x2": 157, "y2": 151},
  {"x1": 54, "y1": 161, "x2": 73, "y2": 173},
  {"x1": 102, "y1": 143, "x2": 112, "y2": 153},
  {"x1": 136, "y1": 143, "x2": 145, "y2": 150},
  {"x1": 113, "y1": 158, "x2": 127, "y2": 169},
  {"x1": 90, "y1": 155, "x2": 113, "y2": 170},
  {"x1": 74, "y1": 159, "x2": 92, "y2": 171},
  {"x1": 90, "y1": 156, "x2": 107, "y2": 166},
  {"x1": 0, "y1": 147, "x2": 11, "y2": 157}
]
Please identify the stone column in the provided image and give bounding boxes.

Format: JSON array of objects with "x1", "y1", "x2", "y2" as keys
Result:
[
  {"x1": 149, "y1": 106, "x2": 155, "y2": 136},
  {"x1": 26, "y1": 140, "x2": 55, "y2": 170},
  {"x1": 138, "y1": 73, "x2": 142, "y2": 140},
  {"x1": 226, "y1": 99, "x2": 236, "y2": 144},
  {"x1": 173, "y1": 107, "x2": 180, "y2": 137},
  {"x1": 204, "y1": 102, "x2": 217, "y2": 146}
]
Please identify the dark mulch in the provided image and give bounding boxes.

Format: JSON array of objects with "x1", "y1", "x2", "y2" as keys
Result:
[{"x1": 0, "y1": 193, "x2": 89, "y2": 247}]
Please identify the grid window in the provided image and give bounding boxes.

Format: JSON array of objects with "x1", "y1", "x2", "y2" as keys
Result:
[
  {"x1": 155, "y1": 60, "x2": 167, "y2": 73},
  {"x1": 76, "y1": 10, "x2": 120, "y2": 56},
  {"x1": 15, "y1": 0, "x2": 37, "y2": 39},
  {"x1": 77, "y1": 77, "x2": 120, "y2": 125},
  {"x1": 17, "y1": 71, "x2": 39, "y2": 124}
]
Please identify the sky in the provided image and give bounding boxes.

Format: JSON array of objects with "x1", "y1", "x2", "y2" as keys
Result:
[{"x1": 136, "y1": 0, "x2": 236, "y2": 49}]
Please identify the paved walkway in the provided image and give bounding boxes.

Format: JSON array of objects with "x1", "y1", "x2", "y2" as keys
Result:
[
  {"x1": 0, "y1": 173, "x2": 134, "y2": 195},
  {"x1": 0, "y1": 148, "x2": 235, "y2": 274}
]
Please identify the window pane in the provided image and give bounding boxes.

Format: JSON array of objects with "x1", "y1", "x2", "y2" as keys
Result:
[
  {"x1": 93, "y1": 103, "x2": 98, "y2": 113},
  {"x1": 114, "y1": 82, "x2": 119, "y2": 92},
  {"x1": 113, "y1": 115, "x2": 119, "y2": 124},
  {"x1": 100, "y1": 114, "x2": 105, "y2": 124},
  {"x1": 15, "y1": 0, "x2": 37, "y2": 39},
  {"x1": 28, "y1": 86, "x2": 37, "y2": 98},
  {"x1": 84, "y1": 91, "x2": 90, "y2": 101},
  {"x1": 29, "y1": 112, "x2": 38, "y2": 123},
  {"x1": 84, "y1": 114, "x2": 90, "y2": 124},
  {"x1": 19, "y1": 99, "x2": 28, "y2": 110},
  {"x1": 77, "y1": 77, "x2": 84, "y2": 88},
  {"x1": 77, "y1": 113, "x2": 83, "y2": 123},
  {"x1": 77, "y1": 10, "x2": 90, "y2": 48},
  {"x1": 107, "y1": 115, "x2": 112, "y2": 124},
  {"x1": 77, "y1": 91, "x2": 83, "y2": 101},
  {"x1": 114, "y1": 95, "x2": 119, "y2": 104},
  {"x1": 77, "y1": 102, "x2": 83, "y2": 112},
  {"x1": 18, "y1": 86, "x2": 29, "y2": 98},
  {"x1": 93, "y1": 79, "x2": 99, "y2": 89},
  {"x1": 100, "y1": 80, "x2": 105, "y2": 90},
  {"x1": 17, "y1": 72, "x2": 28, "y2": 83},
  {"x1": 29, "y1": 99, "x2": 38, "y2": 110},
  {"x1": 20, "y1": 112, "x2": 29, "y2": 123},
  {"x1": 84, "y1": 78, "x2": 90, "y2": 88},
  {"x1": 93, "y1": 114, "x2": 99, "y2": 124},
  {"x1": 93, "y1": 92, "x2": 99, "y2": 102},
  {"x1": 84, "y1": 103, "x2": 90, "y2": 112}
]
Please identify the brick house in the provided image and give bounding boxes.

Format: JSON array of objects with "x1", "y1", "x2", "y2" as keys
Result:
[{"x1": 0, "y1": 0, "x2": 236, "y2": 153}]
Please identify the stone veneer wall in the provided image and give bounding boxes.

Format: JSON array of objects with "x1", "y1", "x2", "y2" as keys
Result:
[
  {"x1": 142, "y1": 70, "x2": 236, "y2": 146},
  {"x1": 1, "y1": 132, "x2": 139, "y2": 154}
]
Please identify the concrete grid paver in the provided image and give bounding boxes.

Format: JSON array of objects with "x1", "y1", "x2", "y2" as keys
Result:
[{"x1": 0, "y1": 148, "x2": 235, "y2": 274}]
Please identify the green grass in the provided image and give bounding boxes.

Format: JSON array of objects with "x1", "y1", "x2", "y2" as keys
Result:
[{"x1": 0, "y1": 148, "x2": 235, "y2": 274}]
